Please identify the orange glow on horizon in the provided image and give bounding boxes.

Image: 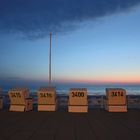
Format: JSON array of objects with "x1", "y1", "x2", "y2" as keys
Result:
[
  {"x1": 27, "y1": 74, "x2": 140, "y2": 85},
  {"x1": 53, "y1": 77, "x2": 140, "y2": 85}
]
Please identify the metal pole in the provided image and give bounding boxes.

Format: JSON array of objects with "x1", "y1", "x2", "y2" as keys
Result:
[{"x1": 49, "y1": 32, "x2": 52, "y2": 87}]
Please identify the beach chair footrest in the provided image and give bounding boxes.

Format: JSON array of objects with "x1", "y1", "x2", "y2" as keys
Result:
[
  {"x1": 106, "y1": 105, "x2": 127, "y2": 112},
  {"x1": 68, "y1": 105, "x2": 88, "y2": 113},
  {"x1": 38, "y1": 104, "x2": 56, "y2": 111},
  {"x1": 10, "y1": 105, "x2": 25, "y2": 112}
]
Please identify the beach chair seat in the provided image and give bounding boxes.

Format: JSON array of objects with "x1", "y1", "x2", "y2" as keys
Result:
[
  {"x1": 68, "y1": 88, "x2": 88, "y2": 113},
  {"x1": 105, "y1": 88, "x2": 127, "y2": 112},
  {"x1": 8, "y1": 88, "x2": 33, "y2": 112},
  {"x1": 37, "y1": 87, "x2": 57, "y2": 111}
]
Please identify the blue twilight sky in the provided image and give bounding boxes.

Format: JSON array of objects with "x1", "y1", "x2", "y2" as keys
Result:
[{"x1": 0, "y1": 0, "x2": 140, "y2": 85}]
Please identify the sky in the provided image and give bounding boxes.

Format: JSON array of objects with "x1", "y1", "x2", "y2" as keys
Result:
[{"x1": 0, "y1": 0, "x2": 140, "y2": 86}]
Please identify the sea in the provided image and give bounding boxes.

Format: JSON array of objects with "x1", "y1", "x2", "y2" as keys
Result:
[{"x1": 1, "y1": 82, "x2": 140, "y2": 96}]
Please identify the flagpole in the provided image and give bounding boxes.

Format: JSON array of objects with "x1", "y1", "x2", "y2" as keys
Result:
[{"x1": 49, "y1": 32, "x2": 52, "y2": 87}]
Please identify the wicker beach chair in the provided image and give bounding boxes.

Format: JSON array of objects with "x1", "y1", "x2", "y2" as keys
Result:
[
  {"x1": 37, "y1": 87, "x2": 57, "y2": 111},
  {"x1": 105, "y1": 88, "x2": 127, "y2": 112},
  {"x1": 8, "y1": 88, "x2": 33, "y2": 112},
  {"x1": 68, "y1": 88, "x2": 88, "y2": 113}
]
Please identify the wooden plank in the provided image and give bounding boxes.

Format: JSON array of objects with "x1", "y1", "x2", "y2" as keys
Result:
[
  {"x1": 86, "y1": 111, "x2": 117, "y2": 140},
  {"x1": 0, "y1": 112, "x2": 45, "y2": 140},
  {"x1": 71, "y1": 113, "x2": 97, "y2": 140},
  {"x1": 0, "y1": 110, "x2": 140, "y2": 140},
  {"x1": 92, "y1": 110, "x2": 138, "y2": 140},
  {"x1": 108, "y1": 110, "x2": 140, "y2": 137},
  {"x1": 53, "y1": 113, "x2": 76, "y2": 140}
]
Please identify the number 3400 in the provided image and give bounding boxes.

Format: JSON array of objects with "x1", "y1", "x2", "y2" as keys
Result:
[{"x1": 72, "y1": 92, "x2": 85, "y2": 97}]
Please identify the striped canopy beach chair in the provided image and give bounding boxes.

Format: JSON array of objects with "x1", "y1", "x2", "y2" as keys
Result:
[
  {"x1": 105, "y1": 88, "x2": 127, "y2": 112},
  {"x1": 8, "y1": 88, "x2": 33, "y2": 112},
  {"x1": 37, "y1": 87, "x2": 57, "y2": 111},
  {"x1": 68, "y1": 88, "x2": 88, "y2": 113}
]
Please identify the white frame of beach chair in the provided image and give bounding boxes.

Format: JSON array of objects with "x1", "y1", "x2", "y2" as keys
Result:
[
  {"x1": 68, "y1": 88, "x2": 88, "y2": 113},
  {"x1": 37, "y1": 87, "x2": 57, "y2": 111},
  {"x1": 8, "y1": 88, "x2": 33, "y2": 112},
  {"x1": 105, "y1": 88, "x2": 127, "y2": 112}
]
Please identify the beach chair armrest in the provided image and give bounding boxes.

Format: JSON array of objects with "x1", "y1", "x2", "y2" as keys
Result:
[
  {"x1": 25, "y1": 98, "x2": 33, "y2": 105},
  {"x1": 25, "y1": 98, "x2": 33, "y2": 111}
]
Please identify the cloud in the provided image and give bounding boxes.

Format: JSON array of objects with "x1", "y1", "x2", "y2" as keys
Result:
[{"x1": 0, "y1": 0, "x2": 140, "y2": 39}]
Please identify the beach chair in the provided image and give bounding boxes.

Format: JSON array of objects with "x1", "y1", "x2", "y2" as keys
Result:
[
  {"x1": 37, "y1": 87, "x2": 57, "y2": 111},
  {"x1": 68, "y1": 88, "x2": 88, "y2": 113},
  {"x1": 0, "y1": 88, "x2": 3, "y2": 109},
  {"x1": 8, "y1": 88, "x2": 33, "y2": 112},
  {"x1": 105, "y1": 88, "x2": 127, "y2": 112}
]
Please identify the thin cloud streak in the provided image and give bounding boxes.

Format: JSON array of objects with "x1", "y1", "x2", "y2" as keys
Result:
[{"x1": 0, "y1": 0, "x2": 140, "y2": 39}]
